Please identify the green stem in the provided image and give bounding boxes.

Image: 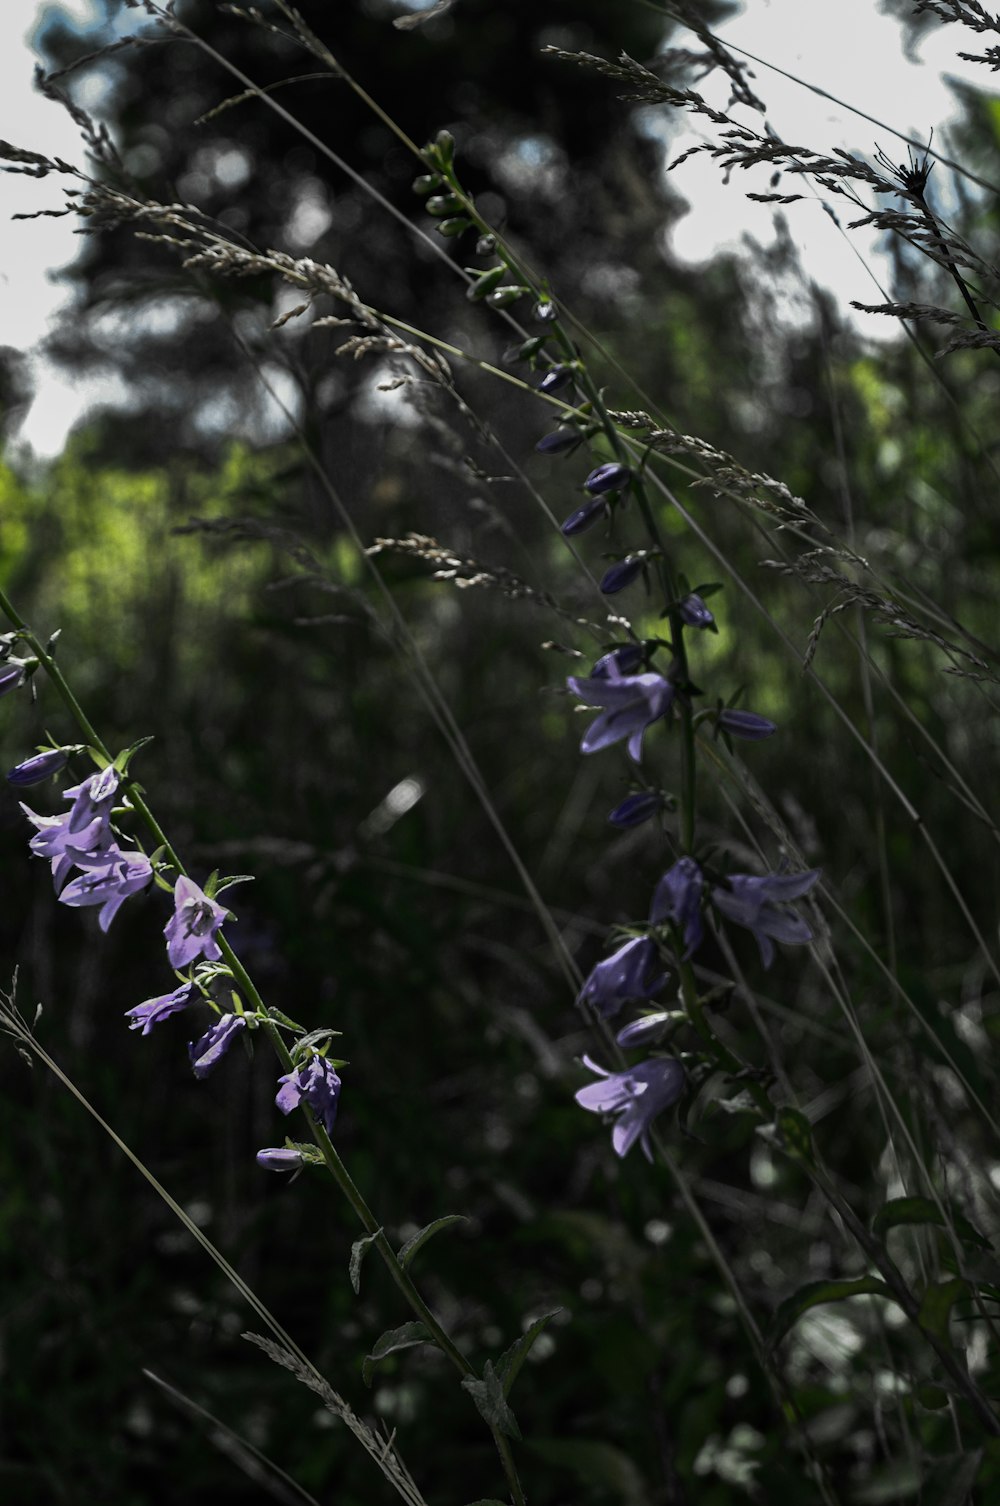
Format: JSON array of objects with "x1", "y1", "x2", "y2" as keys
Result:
[{"x1": 0, "y1": 589, "x2": 527, "y2": 1506}]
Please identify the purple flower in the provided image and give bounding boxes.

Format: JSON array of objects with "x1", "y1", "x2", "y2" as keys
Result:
[
  {"x1": 58, "y1": 846, "x2": 153, "y2": 931},
  {"x1": 584, "y1": 462, "x2": 631, "y2": 495},
  {"x1": 7, "y1": 749, "x2": 69, "y2": 786},
  {"x1": 536, "y1": 429, "x2": 580, "y2": 454},
  {"x1": 711, "y1": 868, "x2": 821, "y2": 968},
  {"x1": 0, "y1": 662, "x2": 24, "y2": 698},
  {"x1": 561, "y1": 497, "x2": 606, "y2": 537},
  {"x1": 256, "y1": 1147, "x2": 305, "y2": 1172},
  {"x1": 615, "y1": 1011, "x2": 673, "y2": 1049},
  {"x1": 276, "y1": 1056, "x2": 342, "y2": 1136},
  {"x1": 578, "y1": 936, "x2": 668, "y2": 1019},
  {"x1": 575, "y1": 1054, "x2": 685, "y2": 1160},
  {"x1": 537, "y1": 365, "x2": 572, "y2": 394},
  {"x1": 592, "y1": 643, "x2": 646, "y2": 678},
  {"x1": 679, "y1": 593, "x2": 715, "y2": 628},
  {"x1": 608, "y1": 791, "x2": 663, "y2": 828},
  {"x1": 189, "y1": 1013, "x2": 247, "y2": 1079},
  {"x1": 650, "y1": 857, "x2": 705, "y2": 958},
  {"x1": 600, "y1": 556, "x2": 644, "y2": 595},
  {"x1": 165, "y1": 875, "x2": 229, "y2": 969},
  {"x1": 717, "y1": 709, "x2": 777, "y2": 741},
  {"x1": 125, "y1": 982, "x2": 198, "y2": 1035},
  {"x1": 567, "y1": 664, "x2": 675, "y2": 763}
]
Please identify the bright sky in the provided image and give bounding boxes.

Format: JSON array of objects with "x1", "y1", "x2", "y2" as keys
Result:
[{"x1": 1, "y1": 0, "x2": 997, "y2": 456}]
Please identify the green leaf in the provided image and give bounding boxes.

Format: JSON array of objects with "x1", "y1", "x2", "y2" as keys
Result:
[
  {"x1": 775, "y1": 1106, "x2": 814, "y2": 1163},
  {"x1": 461, "y1": 1360, "x2": 521, "y2": 1440},
  {"x1": 923, "y1": 1450, "x2": 983, "y2": 1506},
  {"x1": 396, "y1": 1214, "x2": 469, "y2": 1271},
  {"x1": 112, "y1": 735, "x2": 154, "y2": 774},
  {"x1": 361, "y1": 1321, "x2": 433, "y2": 1388},
  {"x1": 496, "y1": 1310, "x2": 563, "y2": 1397},
  {"x1": 213, "y1": 873, "x2": 256, "y2": 896},
  {"x1": 768, "y1": 1277, "x2": 893, "y2": 1348},
  {"x1": 918, "y1": 1277, "x2": 968, "y2": 1345},
  {"x1": 528, "y1": 1438, "x2": 647, "y2": 1506},
  {"x1": 873, "y1": 1197, "x2": 991, "y2": 1250},
  {"x1": 349, "y1": 1228, "x2": 382, "y2": 1296},
  {"x1": 266, "y1": 1008, "x2": 306, "y2": 1034}
]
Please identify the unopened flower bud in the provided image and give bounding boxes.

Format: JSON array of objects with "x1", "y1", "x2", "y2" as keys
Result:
[
  {"x1": 537, "y1": 365, "x2": 573, "y2": 394},
  {"x1": 560, "y1": 498, "x2": 606, "y2": 536},
  {"x1": 585, "y1": 462, "x2": 631, "y2": 495},
  {"x1": 608, "y1": 791, "x2": 663, "y2": 828},
  {"x1": 592, "y1": 643, "x2": 646, "y2": 677},
  {"x1": 679, "y1": 593, "x2": 715, "y2": 628},
  {"x1": 717, "y1": 709, "x2": 777, "y2": 740},
  {"x1": 0, "y1": 662, "x2": 24, "y2": 698},
  {"x1": 534, "y1": 300, "x2": 557, "y2": 322},
  {"x1": 600, "y1": 556, "x2": 644, "y2": 595},
  {"x1": 615, "y1": 1011, "x2": 673, "y2": 1048},
  {"x1": 7, "y1": 748, "x2": 69, "y2": 786},
  {"x1": 536, "y1": 429, "x2": 580, "y2": 455},
  {"x1": 256, "y1": 1147, "x2": 305, "y2": 1173}
]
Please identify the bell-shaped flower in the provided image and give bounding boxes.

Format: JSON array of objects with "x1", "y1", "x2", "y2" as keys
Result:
[
  {"x1": 7, "y1": 749, "x2": 69, "y2": 786},
  {"x1": 575, "y1": 1054, "x2": 685, "y2": 1160},
  {"x1": 125, "y1": 981, "x2": 198, "y2": 1035},
  {"x1": 679, "y1": 593, "x2": 715, "y2": 628},
  {"x1": 578, "y1": 935, "x2": 668, "y2": 1019},
  {"x1": 189, "y1": 1013, "x2": 247, "y2": 1079},
  {"x1": 711, "y1": 868, "x2": 821, "y2": 968},
  {"x1": 650, "y1": 857, "x2": 705, "y2": 958},
  {"x1": 165, "y1": 875, "x2": 229, "y2": 969},
  {"x1": 58, "y1": 845, "x2": 153, "y2": 931},
  {"x1": 276, "y1": 1055, "x2": 342, "y2": 1136},
  {"x1": 567, "y1": 663, "x2": 674, "y2": 763}
]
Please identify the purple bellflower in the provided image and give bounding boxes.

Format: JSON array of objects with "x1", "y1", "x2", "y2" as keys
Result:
[
  {"x1": 717, "y1": 709, "x2": 777, "y2": 741},
  {"x1": 189, "y1": 1012, "x2": 247, "y2": 1079},
  {"x1": 578, "y1": 935, "x2": 668, "y2": 1019},
  {"x1": 584, "y1": 462, "x2": 631, "y2": 495},
  {"x1": 575, "y1": 1054, "x2": 685, "y2": 1160},
  {"x1": 125, "y1": 982, "x2": 199, "y2": 1035},
  {"x1": 561, "y1": 497, "x2": 606, "y2": 537},
  {"x1": 165, "y1": 875, "x2": 229, "y2": 969},
  {"x1": 276, "y1": 1055, "x2": 342, "y2": 1136},
  {"x1": 58, "y1": 846, "x2": 153, "y2": 931},
  {"x1": 0, "y1": 662, "x2": 24, "y2": 698},
  {"x1": 650, "y1": 857, "x2": 705, "y2": 958},
  {"x1": 608, "y1": 790, "x2": 663, "y2": 828},
  {"x1": 679, "y1": 593, "x2": 715, "y2": 628},
  {"x1": 615, "y1": 1011, "x2": 673, "y2": 1049},
  {"x1": 256, "y1": 1147, "x2": 304, "y2": 1172},
  {"x1": 567, "y1": 663, "x2": 675, "y2": 763},
  {"x1": 23, "y1": 766, "x2": 123, "y2": 889},
  {"x1": 711, "y1": 868, "x2": 821, "y2": 968},
  {"x1": 592, "y1": 643, "x2": 646, "y2": 678},
  {"x1": 600, "y1": 556, "x2": 644, "y2": 595},
  {"x1": 7, "y1": 749, "x2": 69, "y2": 786}
]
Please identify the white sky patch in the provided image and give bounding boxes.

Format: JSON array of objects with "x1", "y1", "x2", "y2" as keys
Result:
[{"x1": 1, "y1": 0, "x2": 999, "y2": 455}]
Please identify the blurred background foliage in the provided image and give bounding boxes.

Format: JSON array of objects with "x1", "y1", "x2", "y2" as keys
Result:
[{"x1": 3, "y1": 1, "x2": 1000, "y2": 1503}]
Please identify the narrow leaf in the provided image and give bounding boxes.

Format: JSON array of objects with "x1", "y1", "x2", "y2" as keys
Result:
[
  {"x1": 496, "y1": 1309, "x2": 563, "y2": 1397},
  {"x1": 918, "y1": 1278, "x2": 968, "y2": 1345},
  {"x1": 397, "y1": 1214, "x2": 469, "y2": 1271},
  {"x1": 461, "y1": 1360, "x2": 521, "y2": 1440},
  {"x1": 768, "y1": 1277, "x2": 892, "y2": 1348},
  {"x1": 362, "y1": 1321, "x2": 433, "y2": 1388},
  {"x1": 873, "y1": 1196, "x2": 991, "y2": 1250},
  {"x1": 349, "y1": 1227, "x2": 382, "y2": 1296}
]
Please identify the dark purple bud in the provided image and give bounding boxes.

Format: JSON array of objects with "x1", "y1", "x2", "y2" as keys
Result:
[
  {"x1": 679, "y1": 593, "x2": 715, "y2": 628},
  {"x1": 536, "y1": 429, "x2": 580, "y2": 455},
  {"x1": 561, "y1": 498, "x2": 606, "y2": 537},
  {"x1": 608, "y1": 791, "x2": 663, "y2": 828},
  {"x1": 584, "y1": 463, "x2": 631, "y2": 496},
  {"x1": 189, "y1": 1013, "x2": 247, "y2": 1079},
  {"x1": 600, "y1": 556, "x2": 644, "y2": 595},
  {"x1": 7, "y1": 748, "x2": 69, "y2": 786},
  {"x1": 592, "y1": 643, "x2": 646, "y2": 677},
  {"x1": 256, "y1": 1147, "x2": 304, "y2": 1173},
  {"x1": 615, "y1": 1011, "x2": 673, "y2": 1048},
  {"x1": 537, "y1": 365, "x2": 573, "y2": 394},
  {"x1": 0, "y1": 663, "x2": 24, "y2": 698},
  {"x1": 718, "y1": 709, "x2": 777, "y2": 740}
]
